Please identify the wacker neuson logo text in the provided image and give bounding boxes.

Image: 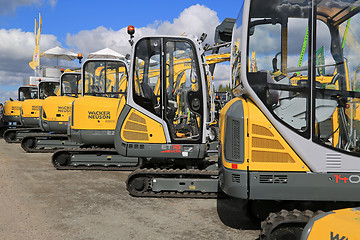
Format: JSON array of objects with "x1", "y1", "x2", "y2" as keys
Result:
[
  {"x1": 88, "y1": 111, "x2": 111, "y2": 119},
  {"x1": 58, "y1": 106, "x2": 71, "y2": 113}
]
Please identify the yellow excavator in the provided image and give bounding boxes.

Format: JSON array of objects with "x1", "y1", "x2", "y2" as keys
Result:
[
  {"x1": 217, "y1": 0, "x2": 360, "y2": 239},
  {"x1": 95, "y1": 24, "x2": 233, "y2": 196},
  {"x1": 300, "y1": 207, "x2": 360, "y2": 239},
  {"x1": 51, "y1": 58, "x2": 140, "y2": 170},
  {"x1": 21, "y1": 71, "x2": 84, "y2": 152},
  {"x1": 50, "y1": 22, "x2": 231, "y2": 171},
  {"x1": 0, "y1": 85, "x2": 38, "y2": 136},
  {"x1": 51, "y1": 47, "x2": 230, "y2": 170},
  {"x1": 3, "y1": 78, "x2": 60, "y2": 143}
]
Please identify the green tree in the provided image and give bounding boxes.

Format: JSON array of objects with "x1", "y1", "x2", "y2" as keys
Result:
[
  {"x1": 218, "y1": 83, "x2": 231, "y2": 92},
  {"x1": 218, "y1": 84, "x2": 224, "y2": 92}
]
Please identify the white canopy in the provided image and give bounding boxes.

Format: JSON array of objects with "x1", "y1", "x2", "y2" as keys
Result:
[
  {"x1": 87, "y1": 47, "x2": 125, "y2": 60},
  {"x1": 40, "y1": 46, "x2": 78, "y2": 64}
]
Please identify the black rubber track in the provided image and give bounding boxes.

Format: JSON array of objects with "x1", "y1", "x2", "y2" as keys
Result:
[
  {"x1": 126, "y1": 167, "x2": 220, "y2": 198},
  {"x1": 4, "y1": 127, "x2": 42, "y2": 143},
  {"x1": 52, "y1": 147, "x2": 140, "y2": 171},
  {"x1": 260, "y1": 209, "x2": 322, "y2": 240},
  {"x1": 21, "y1": 133, "x2": 71, "y2": 153}
]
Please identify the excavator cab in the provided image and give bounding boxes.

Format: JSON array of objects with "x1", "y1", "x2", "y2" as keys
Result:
[
  {"x1": 3, "y1": 86, "x2": 38, "y2": 124},
  {"x1": 20, "y1": 80, "x2": 60, "y2": 127},
  {"x1": 51, "y1": 59, "x2": 140, "y2": 170},
  {"x1": 69, "y1": 59, "x2": 128, "y2": 146},
  {"x1": 115, "y1": 36, "x2": 211, "y2": 159},
  {"x1": 18, "y1": 86, "x2": 38, "y2": 101},
  {"x1": 3, "y1": 79, "x2": 59, "y2": 142},
  {"x1": 20, "y1": 72, "x2": 83, "y2": 153},
  {"x1": 60, "y1": 72, "x2": 81, "y2": 97},
  {"x1": 51, "y1": 37, "x2": 229, "y2": 171},
  {"x1": 40, "y1": 72, "x2": 81, "y2": 132},
  {"x1": 39, "y1": 81, "x2": 59, "y2": 99},
  {"x1": 219, "y1": 0, "x2": 360, "y2": 238}
]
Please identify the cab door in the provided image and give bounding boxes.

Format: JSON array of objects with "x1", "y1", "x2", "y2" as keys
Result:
[{"x1": 129, "y1": 37, "x2": 206, "y2": 144}]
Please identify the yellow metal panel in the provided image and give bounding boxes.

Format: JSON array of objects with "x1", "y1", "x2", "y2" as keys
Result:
[
  {"x1": 306, "y1": 208, "x2": 360, "y2": 240},
  {"x1": 247, "y1": 100, "x2": 309, "y2": 172},
  {"x1": 205, "y1": 53, "x2": 230, "y2": 65},
  {"x1": 123, "y1": 131, "x2": 149, "y2": 141},
  {"x1": 252, "y1": 124, "x2": 274, "y2": 137},
  {"x1": 4, "y1": 100, "x2": 22, "y2": 117},
  {"x1": 124, "y1": 121, "x2": 148, "y2": 132},
  {"x1": 41, "y1": 96, "x2": 74, "y2": 122},
  {"x1": 252, "y1": 137, "x2": 284, "y2": 149},
  {"x1": 290, "y1": 75, "x2": 333, "y2": 85},
  {"x1": 21, "y1": 99, "x2": 43, "y2": 118},
  {"x1": 252, "y1": 151, "x2": 294, "y2": 163},
  {"x1": 129, "y1": 112, "x2": 146, "y2": 124},
  {"x1": 220, "y1": 97, "x2": 310, "y2": 172},
  {"x1": 72, "y1": 95, "x2": 125, "y2": 130},
  {"x1": 121, "y1": 109, "x2": 166, "y2": 143}
]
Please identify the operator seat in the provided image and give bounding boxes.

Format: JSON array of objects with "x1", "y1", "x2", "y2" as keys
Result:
[{"x1": 133, "y1": 81, "x2": 159, "y2": 116}]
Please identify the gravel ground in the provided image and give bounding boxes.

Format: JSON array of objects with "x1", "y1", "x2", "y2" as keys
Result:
[{"x1": 0, "y1": 139, "x2": 260, "y2": 240}]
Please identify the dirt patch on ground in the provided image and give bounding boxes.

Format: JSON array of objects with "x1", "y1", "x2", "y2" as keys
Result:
[{"x1": 0, "y1": 139, "x2": 259, "y2": 240}]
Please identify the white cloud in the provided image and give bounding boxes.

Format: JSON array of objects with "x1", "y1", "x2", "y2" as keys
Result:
[
  {"x1": 0, "y1": 70, "x2": 29, "y2": 86},
  {"x1": 0, "y1": 88, "x2": 17, "y2": 105},
  {"x1": 0, "y1": 4, "x2": 225, "y2": 102},
  {"x1": 0, "y1": 28, "x2": 62, "y2": 102},
  {"x1": 0, "y1": 28, "x2": 60, "y2": 78},
  {"x1": 66, "y1": 4, "x2": 220, "y2": 58},
  {"x1": 156, "y1": 4, "x2": 219, "y2": 38},
  {"x1": 213, "y1": 63, "x2": 231, "y2": 89},
  {"x1": 66, "y1": 26, "x2": 133, "y2": 59}
]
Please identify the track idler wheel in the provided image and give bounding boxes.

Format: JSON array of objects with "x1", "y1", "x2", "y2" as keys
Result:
[
  {"x1": 133, "y1": 177, "x2": 147, "y2": 191},
  {"x1": 52, "y1": 151, "x2": 71, "y2": 168},
  {"x1": 23, "y1": 137, "x2": 36, "y2": 149},
  {"x1": 0, "y1": 126, "x2": 8, "y2": 137},
  {"x1": 127, "y1": 176, "x2": 149, "y2": 194},
  {"x1": 4, "y1": 131, "x2": 17, "y2": 142}
]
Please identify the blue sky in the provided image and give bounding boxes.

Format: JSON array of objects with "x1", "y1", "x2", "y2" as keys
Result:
[
  {"x1": 0, "y1": 0, "x2": 240, "y2": 103},
  {"x1": 2, "y1": 0, "x2": 239, "y2": 41}
]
